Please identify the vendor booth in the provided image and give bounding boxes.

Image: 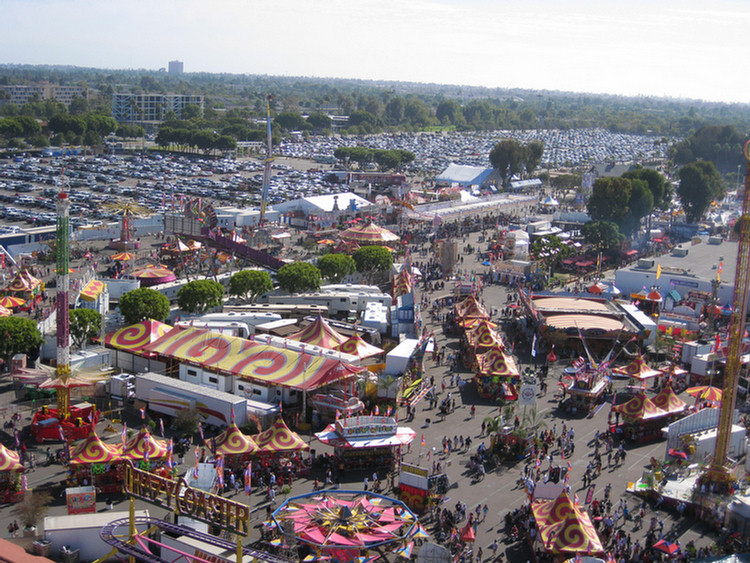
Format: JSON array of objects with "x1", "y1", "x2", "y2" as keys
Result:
[
  {"x1": 204, "y1": 423, "x2": 258, "y2": 471},
  {"x1": 122, "y1": 427, "x2": 169, "y2": 475},
  {"x1": 315, "y1": 415, "x2": 416, "y2": 471},
  {"x1": 563, "y1": 369, "x2": 608, "y2": 416}
]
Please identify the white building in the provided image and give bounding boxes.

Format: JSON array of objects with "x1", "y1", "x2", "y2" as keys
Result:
[{"x1": 272, "y1": 192, "x2": 372, "y2": 228}]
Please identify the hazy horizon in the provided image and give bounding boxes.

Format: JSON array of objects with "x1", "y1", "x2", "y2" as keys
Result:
[{"x1": 4, "y1": 0, "x2": 748, "y2": 105}]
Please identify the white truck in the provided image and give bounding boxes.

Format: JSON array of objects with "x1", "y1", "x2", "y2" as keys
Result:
[{"x1": 134, "y1": 372, "x2": 253, "y2": 428}]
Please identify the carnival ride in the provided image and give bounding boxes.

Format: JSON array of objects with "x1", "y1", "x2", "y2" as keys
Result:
[
  {"x1": 703, "y1": 140, "x2": 750, "y2": 485},
  {"x1": 98, "y1": 517, "x2": 294, "y2": 563},
  {"x1": 104, "y1": 201, "x2": 152, "y2": 251}
]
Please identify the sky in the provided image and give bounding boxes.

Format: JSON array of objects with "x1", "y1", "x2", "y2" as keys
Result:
[{"x1": 3, "y1": 0, "x2": 749, "y2": 104}]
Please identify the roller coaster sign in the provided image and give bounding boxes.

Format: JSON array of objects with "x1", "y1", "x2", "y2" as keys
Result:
[{"x1": 124, "y1": 463, "x2": 250, "y2": 536}]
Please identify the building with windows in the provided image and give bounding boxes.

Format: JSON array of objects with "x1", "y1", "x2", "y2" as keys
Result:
[
  {"x1": 0, "y1": 82, "x2": 90, "y2": 107},
  {"x1": 168, "y1": 60, "x2": 184, "y2": 75},
  {"x1": 111, "y1": 93, "x2": 203, "y2": 123}
]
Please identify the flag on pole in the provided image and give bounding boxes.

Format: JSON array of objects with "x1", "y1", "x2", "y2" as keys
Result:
[
  {"x1": 194, "y1": 446, "x2": 200, "y2": 479},
  {"x1": 159, "y1": 418, "x2": 165, "y2": 437},
  {"x1": 386, "y1": 406, "x2": 393, "y2": 417},
  {"x1": 121, "y1": 423, "x2": 127, "y2": 446},
  {"x1": 140, "y1": 407, "x2": 145, "y2": 421},
  {"x1": 230, "y1": 405, "x2": 235, "y2": 424},
  {"x1": 420, "y1": 435, "x2": 426, "y2": 447},
  {"x1": 335, "y1": 410, "x2": 341, "y2": 421},
  {"x1": 244, "y1": 463, "x2": 252, "y2": 494},
  {"x1": 656, "y1": 264, "x2": 662, "y2": 279},
  {"x1": 279, "y1": 401, "x2": 283, "y2": 413},
  {"x1": 374, "y1": 405, "x2": 379, "y2": 416},
  {"x1": 198, "y1": 422, "x2": 204, "y2": 442}
]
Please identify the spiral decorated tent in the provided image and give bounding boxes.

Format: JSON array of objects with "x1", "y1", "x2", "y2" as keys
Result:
[
  {"x1": 333, "y1": 334, "x2": 383, "y2": 361},
  {"x1": 611, "y1": 355, "x2": 662, "y2": 381},
  {"x1": 131, "y1": 265, "x2": 177, "y2": 286},
  {"x1": 651, "y1": 386, "x2": 687, "y2": 415},
  {"x1": 0, "y1": 442, "x2": 24, "y2": 503},
  {"x1": 142, "y1": 326, "x2": 363, "y2": 394},
  {"x1": 252, "y1": 417, "x2": 309, "y2": 454},
  {"x1": 454, "y1": 295, "x2": 489, "y2": 322},
  {"x1": 340, "y1": 222, "x2": 400, "y2": 245},
  {"x1": 205, "y1": 423, "x2": 258, "y2": 459},
  {"x1": 104, "y1": 319, "x2": 170, "y2": 373},
  {"x1": 289, "y1": 315, "x2": 348, "y2": 350},
  {"x1": 122, "y1": 427, "x2": 168, "y2": 462},
  {"x1": 531, "y1": 491, "x2": 604, "y2": 558},
  {"x1": 67, "y1": 431, "x2": 123, "y2": 493}
]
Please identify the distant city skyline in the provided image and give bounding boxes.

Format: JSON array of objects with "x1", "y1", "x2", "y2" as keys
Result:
[{"x1": 3, "y1": 0, "x2": 748, "y2": 104}]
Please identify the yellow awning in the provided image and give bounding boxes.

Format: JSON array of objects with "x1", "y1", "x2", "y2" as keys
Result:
[{"x1": 80, "y1": 279, "x2": 106, "y2": 302}]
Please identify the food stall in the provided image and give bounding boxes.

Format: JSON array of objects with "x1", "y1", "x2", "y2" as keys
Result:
[
  {"x1": 204, "y1": 423, "x2": 258, "y2": 472},
  {"x1": 251, "y1": 418, "x2": 310, "y2": 481},
  {"x1": 564, "y1": 369, "x2": 608, "y2": 416},
  {"x1": 122, "y1": 427, "x2": 168, "y2": 474},
  {"x1": 315, "y1": 415, "x2": 416, "y2": 471},
  {"x1": 398, "y1": 463, "x2": 449, "y2": 512},
  {"x1": 610, "y1": 393, "x2": 674, "y2": 442}
]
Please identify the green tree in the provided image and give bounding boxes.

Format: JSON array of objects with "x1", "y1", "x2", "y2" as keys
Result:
[
  {"x1": 581, "y1": 220, "x2": 624, "y2": 251},
  {"x1": 317, "y1": 253, "x2": 356, "y2": 283},
  {"x1": 177, "y1": 279, "x2": 225, "y2": 314},
  {"x1": 69, "y1": 308, "x2": 102, "y2": 348},
  {"x1": 306, "y1": 112, "x2": 332, "y2": 131},
  {"x1": 529, "y1": 235, "x2": 573, "y2": 273},
  {"x1": 435, "y1": 99, "x2": 465, "y2": 126},
  {"x1": 373, "y1": 149, "x2": 401, "y2": 171},
  {"x1": 228, "y1": 270, "x2": 273, "y2": 303},
  {"x1": 622, "y1": 167, "x2": 670, "y2": 210},
  {"x1": 277, "y1": 262, "x2": 322, "y2": 294},
  {"x1": 678, "y1": 160, "x2": 723, "y2": 222},
  {"x1": 524, "y1": 140, "x2": 544, "y2": 176},
  {"x1": 274, "y1": 111, "x2": 307, "y2": 131},
  {"x1": 353, "y1": 246, "x2": 393, "y2": 282},
  {"x1": 587, "y1": 177, "x2": 632, "y2": 226},
  {"x1": 119, "y1": 288, "x2": 171, "y2": 325},
  {"x1": 489, "y1": 139, "x2": 525, "y2": 186},
  {"x1": 621, "y1": 179, "x2": 653, "y2": 235},
  {"x1": 0, "y1": 316, "x2": 44, "y2": 368}
]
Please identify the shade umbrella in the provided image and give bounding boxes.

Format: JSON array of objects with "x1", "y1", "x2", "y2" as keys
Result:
[
  {"x1": 317, "y1": 239, "x2": 336, "y2": 245},
  {"x1": 111, "y1": 251, "x2": 135, "y2": 261},
  {"x1": 652, "y1": 539, "x2": 680, "y2": 555},
  {"x1": 0, "y1": 296, "x2": 25, "y2": 308},
  {"x1": 686, "y1": 386, "x2": 722, "y2": 403}
]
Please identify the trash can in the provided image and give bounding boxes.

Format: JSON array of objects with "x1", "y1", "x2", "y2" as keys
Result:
[
  {"x1": 32, "y1": 540, "x2": 51, "y2": 557},
  {"x1": 60, "y1": 548, "x2": 80, "y2": 563}
]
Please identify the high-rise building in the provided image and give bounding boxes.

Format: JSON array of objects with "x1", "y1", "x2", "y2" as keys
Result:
[
  {"x1": 111, "y1": 93, "x2": 203, "y2": 123},
  {"x1": 168, "y1": 60, "x2": 184, "y2": 75}
]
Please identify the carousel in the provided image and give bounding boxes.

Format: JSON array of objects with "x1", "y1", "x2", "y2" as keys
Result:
[
  {"x1": 340, "y1": 222, "x2": 400, "y2": 246},
  {"x1": 268, "y1": 490, "x2": 424, "y2": 562},
  {"x1": 131, "y1": 265, "x2": 177, "y2": 287}
]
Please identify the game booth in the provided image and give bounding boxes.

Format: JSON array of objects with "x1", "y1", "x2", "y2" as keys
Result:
[
  {"x1": 0, "y1": 442, "x2": 24, "y2": 503},
  {"x1": 530, "y1": 490, "x2": 604, "y2": 562},
  {"x1": 610, "y1": 392, "x2": 683, "y2": 442},
  {"x1": 67, "y1": 431, "x2": 122, "y2": 493},
  {"x1": 315, "y1": 415, "x2": 416, "y2": 471},
  {"x1": 122, "y1": 427, "x2": 169, "y2": 473},
  {"x1": 611, "y1": 355, "x2": 662, "y2": 391},
  {"x1": 563, "y1": 368, "x2": 609, "y2": 417},
  {"x1": 398, "y1": 463, "x2": 450, "y2": 512},
  {"x1": 4, "y1": 269, "x2": 43, "y2": 312},
  {"x1": 474, "y1": 344, "x2": 520, "y2": 400},
  {"x1": 251, "y1": 418, "x2": 310, "y2": 483}
]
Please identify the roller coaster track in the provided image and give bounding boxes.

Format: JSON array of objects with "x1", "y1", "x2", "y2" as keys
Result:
[
  {"x1": 199, "y1": 229, "x2": 286, "y2": 272},
  {"x1": 100, "y1": 517, "x2": 295, "y2": 563}
]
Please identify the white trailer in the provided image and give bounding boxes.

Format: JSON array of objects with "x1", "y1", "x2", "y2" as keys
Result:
[{"x1": 135, "y1": 372, "x2": 249, "y2": 428}]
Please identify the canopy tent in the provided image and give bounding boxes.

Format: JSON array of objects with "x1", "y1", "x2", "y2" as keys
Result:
[
  {"x1": 7, "y1": 270, "x2": 41, "y2": 293},
  {"x1": 104, "y1": 319, "x2": 171, "y2": 355},
  {"x1": 122, "y1": 428, "x2": 168, "y2": 461},
  {"x1": 144, "y1": 326, "x2": 363, "y2": 391},
  {"x1": 531, "y1": 492, "x2": 604, "y2": 556},
  {"x1": 289, "y1": 315, "x2": 348, "y2": 349},
  {"x1": 0, "y1": 305, "x2": 11, "y2": 318},
  {"x1": 465, "y1": 320, "x2": 504, "y2": 350},
  {"x1": 334, "y1": 334, "x2": 383, "y2": 360},
  {"x1": 475, "y1": 346, "x2": 519, "y2": 377},
  {"x1": 687, "y1": 385, "x2": 723, "y2": 403},
  {"x1": 252, "y1": 418, "x2": 309, "y2": 453},
  {"x1": 205, "y1": 423, "x2": 258, "y2": 456},
  {"x1": 611, "y1": 355, "x2": 662, "y2": 380},
  {"x1": 0, "y1": 296, "x2": 25, "y2": 308},
  {"x1": 68, "y1": 432, "x2": 121, "y2": 465},
  {"x1": 454, "y1": 295, "x2": 489, "y2": 321},
  {"x1": 651, "y1": 386, "x2": 687, "y2": 415},
  {"x1": 611, "y1": 394, "x2": 668, "y2": 421},
  {"x1": 79, "y1": 279, "x2": 107, "y2": 302},
  {"x1": 659, "y1": 364, "x2": 688, "y2": 379},
  {"x1": 340, "y1": 222, "x2": 400, "y2": 245},
  {"x1": 0, "y1": 443, "x2": 22, "y2": 472},
  {"x1": 160, "y1": 239, "x2": 202, "y2": 254},
  {"x1": 131, "y1": 265, "x2": 177, "y2": 286},
  {"x1": 111, "y1": 251, "x2": 135, "y2": 261}
]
